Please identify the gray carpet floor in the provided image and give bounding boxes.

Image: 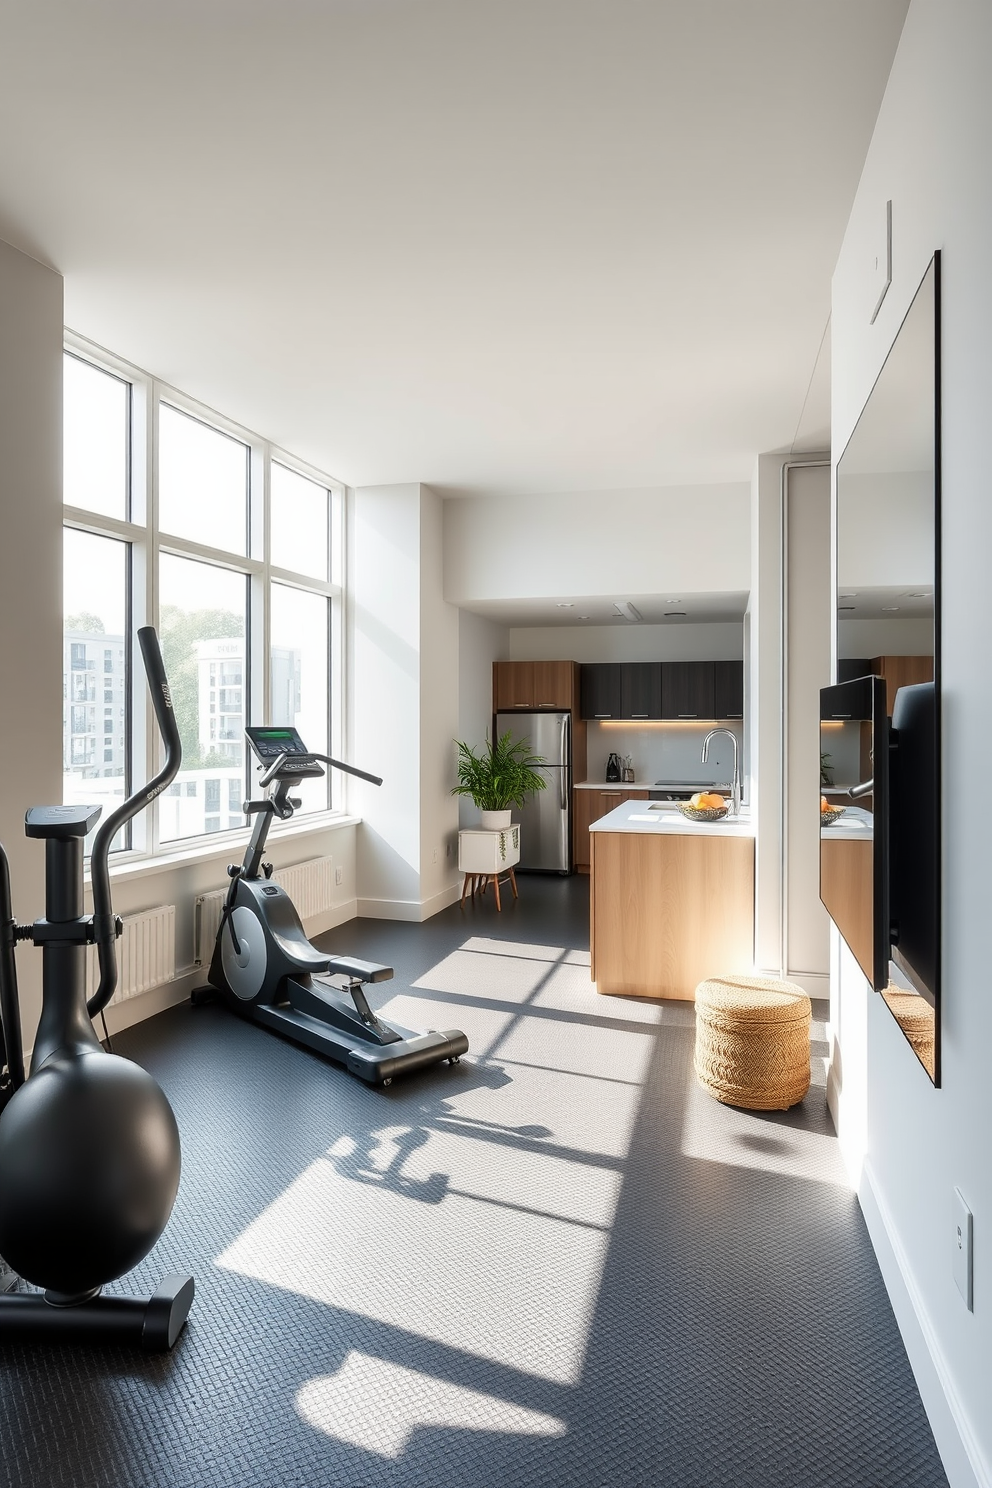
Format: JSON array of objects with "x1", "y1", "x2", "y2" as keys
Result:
[{"x1": 0, "y1": 876, "x2": 948, "y2": 1487}]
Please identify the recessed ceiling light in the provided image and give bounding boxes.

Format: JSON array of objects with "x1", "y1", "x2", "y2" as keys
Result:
[
  {"x1": 665, "y1": 598, "x2": 682, "y2": 604},
  {"x1": 840, "y1": 593, "x2": 858, "y2": 599},
  {"x1": 556, "y1": 602, "x2": 574, "y2": 608},
  {"x1": 579, "y1": 615, "x2": 591, "y2": 620},
  {"x1": 881, "y1": 605, "x2": 900, "y2": 611},
  {"x1": 908, "y1": 592, "x2": 932, "y2": 598}
]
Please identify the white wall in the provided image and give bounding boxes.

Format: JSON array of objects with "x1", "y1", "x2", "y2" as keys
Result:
[
  {"x1": 457, "y1": 609, "x2": 509, "y2": 829},
  {"x1": 418, "y1": 485, "x2": 462, "y2": 909},
  {"x1": 838, "y1": 470, "x2": 934, "y2": 589},
  {"x1": 350, "y1": 483, "x2": 424, "y2": 915},
  {"x1": 584, "y1": 722, "x2": 743, "y2": 789},
  {"x1": 508, "y1": 621, "x2": 743, "y2": 663},
  {"x1": 839, "y1": 616, "x2": 934, "y2": 656},
  {"x1": 831, "y1": 5, "x2": 992, "y2": 1484},
  {"x1": 444, "y1": 484, "x2": 750, "y2": 606},
  {"x1": 785, "y1": 464, "x2": 832, "y2": 986},
  {"x1": 351, "y1": 482, "x2": 461, "y2": 920},
  {"x1": 750, "y1": 453, "x2": 787, "y2": 978},
  {"x1": 0, "y1": 239, "x2": 63, "y2": 1054}
]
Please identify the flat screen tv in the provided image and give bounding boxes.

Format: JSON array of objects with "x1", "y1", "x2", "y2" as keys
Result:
[{"x1": 819, "y1": 676, "x2": 888, "y2": 990}]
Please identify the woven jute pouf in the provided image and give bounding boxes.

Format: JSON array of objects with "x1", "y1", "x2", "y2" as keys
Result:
[
  {"x1": 694, "y1": 974, "x2": 812, "y2": 1110},
  {"x1": 882, "y1": 986, "x2": 936, "y2": 1079}
]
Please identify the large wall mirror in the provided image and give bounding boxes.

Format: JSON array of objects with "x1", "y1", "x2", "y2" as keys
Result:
[{"x1": 830, "y1": 252, "x2": 940, "y2": 1083}]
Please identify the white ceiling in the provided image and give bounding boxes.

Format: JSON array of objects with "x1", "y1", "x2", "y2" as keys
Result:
[{"x1": 0, "y1": 1, "x2": 907, "y2": 496}]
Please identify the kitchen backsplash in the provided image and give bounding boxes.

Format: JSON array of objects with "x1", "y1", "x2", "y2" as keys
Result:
[{"x1": 585, "y1": 722, "x2": 745, "y2": 788}]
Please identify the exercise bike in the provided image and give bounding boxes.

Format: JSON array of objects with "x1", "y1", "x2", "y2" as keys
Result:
[
  {"x1": 193, "y1": 725, "x2": 469, "y2": 1086},
  {"x1": 0, "y1": 627, "x2": 194, "y2": 1351}
]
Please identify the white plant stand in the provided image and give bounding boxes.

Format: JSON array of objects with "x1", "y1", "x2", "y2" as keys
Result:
[{"x1": 458, "y1": 826, "x2": 521, "y2": 911}]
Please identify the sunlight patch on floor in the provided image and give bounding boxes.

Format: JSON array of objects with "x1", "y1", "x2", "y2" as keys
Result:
[
  {"x1": 296, "y1": 1351, "x2": 566, "y2": 1459},
  {"x1": 215, "y1": 933, "x2": 658, "y2": 1385}
]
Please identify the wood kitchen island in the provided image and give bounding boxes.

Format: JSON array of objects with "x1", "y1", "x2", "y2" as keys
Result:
[{"x1": 590, "y1": 800, "x2": 755, "y2": 1000}]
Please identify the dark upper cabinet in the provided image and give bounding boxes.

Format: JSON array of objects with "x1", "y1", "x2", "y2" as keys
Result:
[
  {"x1": 580, "y1": 663, "x2": 621, "y2": 719},
  {"x1": 662, "y1": 661, "x2": 715, "y2": 719},
  {"x1": 581, "y1": 658, "x2": 743, "y2": 721},
  {"x1": 620, "y1": 663, "x2": 662, "y2": 719},
  {"x1": 713, "y1": 660, "x2": 744, "y2": 719},
  {"x1": 837, "y1": 657, "x2": 872, "y2": 685}
]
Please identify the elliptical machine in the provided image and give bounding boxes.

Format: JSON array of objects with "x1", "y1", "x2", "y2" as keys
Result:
[
  {"x1": 0, "y1": 628, "x2": 194, "y2": 1351},
  {"x1": 193, "y1": 724, "x2": 469, "y2": 1086}
]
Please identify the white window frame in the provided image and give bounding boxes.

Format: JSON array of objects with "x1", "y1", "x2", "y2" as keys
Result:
[{"x1": 63, "y1": 331, "x2": 346, "y2": 868}]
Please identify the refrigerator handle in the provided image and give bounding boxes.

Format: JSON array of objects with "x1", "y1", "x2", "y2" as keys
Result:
[{"x1": 559, "y1": 715, "x2": 568, "y2": 810}]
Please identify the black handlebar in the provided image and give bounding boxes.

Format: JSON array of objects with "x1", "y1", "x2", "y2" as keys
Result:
[
  {"x1": 314, "y1": 753, "x2": 383, "y2": 787},
  {"x1": 87, "y1": 627, "x2": 183, "y2": 1018}
]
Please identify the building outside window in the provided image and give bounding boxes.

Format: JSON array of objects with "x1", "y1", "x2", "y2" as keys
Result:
[{"x1": 62, "y1": 344, "x2": 342, "y2": 856}]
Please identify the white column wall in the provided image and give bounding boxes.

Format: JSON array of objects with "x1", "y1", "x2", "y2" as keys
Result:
[
  {"x1": 351, "y1": 482, "x2": 461, "y2": 921},
  {"x1": 0, "y1": 239, "x2": 63, "y2": 1056},
  {"x1": 784, "y1": 464, "x2": 832, "y2": 987},
  {"x1": 418, "y1": 485, "x2": 461, "y2": 911},
  {"x1": 750, "y1": 453, "x2": 786, "y2": 977},
  {"x1": 832, "y1": 5, "x2": 992, "y2": 1485}
]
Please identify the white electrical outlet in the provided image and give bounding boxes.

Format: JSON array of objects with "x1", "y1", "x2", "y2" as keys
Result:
[
  {"x1": 953, "y1": 1187, "x2": 973, "y2": 1310},
  {"x1": 432, "y1": 847, "x2": 438, "y2": 863},
  {"x1": 334, "y1": 865, "x2": 343, "y2": 887}
]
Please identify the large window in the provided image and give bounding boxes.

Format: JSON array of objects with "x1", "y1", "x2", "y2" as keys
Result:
[{"x1": 62, "y1": 343, "x2": 342, "y2": 855}]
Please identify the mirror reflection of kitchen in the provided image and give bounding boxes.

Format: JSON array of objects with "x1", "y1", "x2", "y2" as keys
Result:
[
  {"x1": 819, "y1": 715, "x2": 874, "y2": 982},
  {"x1": 834, "y1": 254, "x2": 939, "y2": 1082}
]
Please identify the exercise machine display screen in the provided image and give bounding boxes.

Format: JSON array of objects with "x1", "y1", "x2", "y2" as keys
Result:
[{"x1": 245, "y1": 726, "x2": 310, "y2": 761}]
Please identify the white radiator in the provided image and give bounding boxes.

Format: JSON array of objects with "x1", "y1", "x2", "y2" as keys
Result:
[
  {"x1": 193, "y1": 856, "x2": 335, "y2": 966},
  {"x1": 85, "y1": 904, "x2": 176, "y2": 1006},
  {"x1": 274, "y1": 855, "x2": 336, "y2": 923},
  {"x1": 193, "y1": 889, "x2": 228, "y2": 968}
]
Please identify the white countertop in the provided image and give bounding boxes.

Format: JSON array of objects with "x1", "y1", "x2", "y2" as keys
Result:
[
  {"x1": 574, "y1": 780, "x2": 653, "y2": 790},
  {"x1": 589, "y1": 798, "x2": 755, "y2": 838},
  {"x1": 574, "y1": 780, "x2": 732, "y2": 793},
  {"x1": 820, "y1": 805, "x2": 873, "y2": 841}
]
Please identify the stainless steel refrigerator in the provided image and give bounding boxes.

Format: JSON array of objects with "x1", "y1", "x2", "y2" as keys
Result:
[{"x1": 495, "y1": 710, "x2": 571, "y2": 873}]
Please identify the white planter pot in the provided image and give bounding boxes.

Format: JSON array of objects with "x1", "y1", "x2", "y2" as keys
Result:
[{"x1": 479, "y1": 809, "x2": 512, "y2": 830}]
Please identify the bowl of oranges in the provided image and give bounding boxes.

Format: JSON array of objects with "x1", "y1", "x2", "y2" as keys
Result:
[
  {"x1": 820, "y1": 795, "x2": 846, "y2": 827},
  {"x1": 677, "y1": 791, "x2": 728, "y2": 822}
]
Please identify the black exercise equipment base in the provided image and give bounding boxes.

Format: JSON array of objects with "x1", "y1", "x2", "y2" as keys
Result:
[
  {"x1": 195, "y1": 975, "x2": 468, "y2": 1086},
  {"x1": 0, "y1": 1273, "x2": 194, "y2": 1351}
]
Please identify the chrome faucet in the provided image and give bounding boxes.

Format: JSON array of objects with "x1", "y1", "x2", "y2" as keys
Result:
[{"x1": 701, "y1": 728, "x2": 742, "y2": 817}]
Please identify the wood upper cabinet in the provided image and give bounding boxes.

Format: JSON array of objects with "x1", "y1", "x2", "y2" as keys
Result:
[
  {"x1": 870, "y1": 655, "x2": 934, "y2": 716},
  {"x1": 580, "y1": 663, "x2": 622, "y2": 719},
  {"x1": 713, "y1": 660, "x2": 744, "y2": 719},
  {"x1": 494, "y1": 660, "x2": 574, "y2": 711},
  {"x1": 620, "y1": 663, "x2": 663, "y2": 719},
  {"x1": 661, "y1": 661, "x2": 715, "y2": 719}
]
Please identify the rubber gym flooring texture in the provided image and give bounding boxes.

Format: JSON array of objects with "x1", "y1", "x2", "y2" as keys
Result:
[{"x1": 0, "y1": 876, "x2": 948, "y2": 1488}]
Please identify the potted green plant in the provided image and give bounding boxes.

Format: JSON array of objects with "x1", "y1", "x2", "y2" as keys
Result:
[{"x1": 451, "y1": 730, "x2": 547, "y2": 829}]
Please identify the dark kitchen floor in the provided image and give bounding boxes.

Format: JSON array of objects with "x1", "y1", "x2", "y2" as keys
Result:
[{"x1": 0, "y1": 875, "x2": 947, "y2": 1487}]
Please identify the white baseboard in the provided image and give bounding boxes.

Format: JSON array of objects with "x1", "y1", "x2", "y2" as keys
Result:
[
  {"x1": 859, "y1": 1160, "x2": 989, "y2": 1488},
  {"x1": 306, "y1": 899, "x2": 359, "y2": 937},
  {"x1": 357, "y1": 882, "x2": 461, "y2": 922},
  {"x1": 784, "y1": 969, "x2": 830, "y2": 999}
]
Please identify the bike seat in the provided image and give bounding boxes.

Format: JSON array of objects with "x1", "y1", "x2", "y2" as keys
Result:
[{"x1": 324, "y1": 956, "x2": 393, "y2": 984}]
